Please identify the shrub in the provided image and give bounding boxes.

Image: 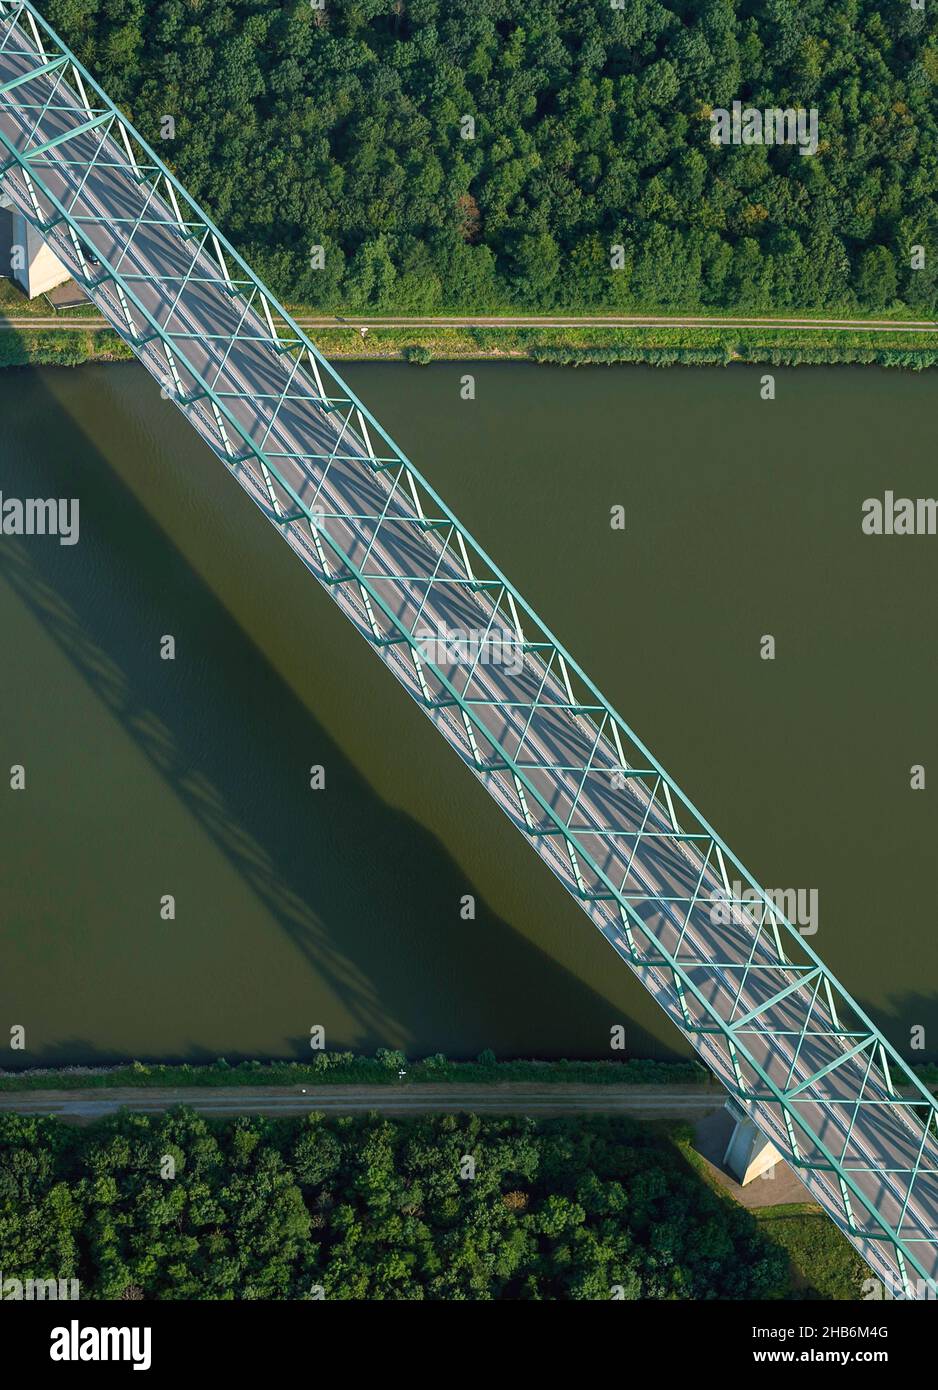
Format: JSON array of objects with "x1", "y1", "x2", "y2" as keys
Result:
[{"x1": 404, "y1": 344, "x2": 433, "y2": 365}]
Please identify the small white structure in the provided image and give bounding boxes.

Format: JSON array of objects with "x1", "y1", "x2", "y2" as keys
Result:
[
  {"x1": 723, "y1": 1101, "x2": 783, "y2": 1185},
  {"x1": 0, "y1": 191, "x2": 71, "y2": 298}
]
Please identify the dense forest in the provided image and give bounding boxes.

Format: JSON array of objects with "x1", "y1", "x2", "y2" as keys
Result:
[
  {"x1": 40, "y1": 0, "x2": 938, "y2": 315},
  {"x1": 0, "y1": 1109, "x2": 790, "y2": 1299}
]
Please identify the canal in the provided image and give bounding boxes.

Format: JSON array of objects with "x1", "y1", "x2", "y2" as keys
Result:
[{"x1": 1, "y1": 360, "x2": 936, "y2": 1064}]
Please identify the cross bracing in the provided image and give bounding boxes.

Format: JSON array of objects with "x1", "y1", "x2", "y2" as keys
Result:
[{"x1": 1, "y1": 0, "x2": 936, "y2": 1298}]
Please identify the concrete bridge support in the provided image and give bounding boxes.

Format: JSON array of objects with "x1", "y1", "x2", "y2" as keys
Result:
[
  {"x1": 0, "y1": 191, "x2": 70, "y2": 297},
  {"x1": 723, "y1": 1101, "x2": 783, "y2": 1185}
]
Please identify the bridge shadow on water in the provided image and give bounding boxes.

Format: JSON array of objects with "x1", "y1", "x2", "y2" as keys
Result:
[{"x1": 0, "y1": 361, "x2": 673, "y2": 1064}]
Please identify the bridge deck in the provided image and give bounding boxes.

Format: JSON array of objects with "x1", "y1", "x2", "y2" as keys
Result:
[{"x1": 1, "y1": 0, "x2": 935, "y2": 1296}]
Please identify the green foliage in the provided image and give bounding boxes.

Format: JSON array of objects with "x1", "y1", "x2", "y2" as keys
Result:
[
  {"x1": 0, "y1": 1052, "x2": 708, "y2": 1089},
  {"x1": 754, "y1": 1206, "x2": 870, "y2": 1301},
  {"x1": 41, "y1": 0, "x2": 938, "y2": 316},
  {"x1": 0, "y1": 328, "x2": 131, "y2": 368},
  {"x1": 533, "y1": 346, "x2": 735, "y2": 367},
  {"x1": 0, "y1": 329, "x2": 97, "y2": 366},
  {"x1": 532, "y1": 343, "x2": 938, "y2": 369},
  {"x1": 0, "y1": 1109, "x2": 791, "y2": 1300},
  {"x1": 3, "y1": 324, "x2": 936, "y2": 372}
]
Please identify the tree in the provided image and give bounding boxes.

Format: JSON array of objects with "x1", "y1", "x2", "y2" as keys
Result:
[
  {"x1": 344, "y1": 236, "x2": 398, "y2": 310},
  {"x1": 510, "y1": 232, "x2": 561, "y2": 306},
  {"x1": 293, "y1": 1119, "x2": 343, "y2": 1187},
  {"x1": 856, "y1": 245, "x2": 899, "y2": 310},
  {"x1": 40, "y1": 0, "x2": 938, "y2": 329}
]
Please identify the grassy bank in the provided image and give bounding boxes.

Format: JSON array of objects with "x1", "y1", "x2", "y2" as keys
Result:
[
  {"x1": 3, "y1": 1050, "x2": 934, "y2": 1094},
  {"x1": 0, "y1": 325, "x2": 132, "y2": 367},
  {"x1": 2, "y1": 321, "x2": 938, "y2": 370},
  {"x1": 321, "y1": 323, "x2": 938, "y2": 368},
  {"x1": 753, "y1": 1205, "x2": 871, "y2": 1300},
  {"x1": 0, "y1": 1052, "x2": 709, "y2": 1091}
]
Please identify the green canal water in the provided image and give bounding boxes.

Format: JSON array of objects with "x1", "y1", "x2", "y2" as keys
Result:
[{"x1": 1, "y1": 361, "x2": 936, "y2": 1065}]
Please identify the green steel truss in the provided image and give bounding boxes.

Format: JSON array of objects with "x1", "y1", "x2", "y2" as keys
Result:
[{"x1": 1, "y1": 0, "x2": 936, "y2": 1297}]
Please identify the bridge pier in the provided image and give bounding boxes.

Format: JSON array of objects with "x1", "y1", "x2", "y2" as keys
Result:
[
  {"x1": 723, "y1": 1102, "x2": 783, "y2": 1185},
  {"x1": 0, "y1": 192, "x2": 71, "y2": 297}
]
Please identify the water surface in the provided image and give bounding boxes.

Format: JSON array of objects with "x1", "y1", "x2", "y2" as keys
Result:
[{"x1": 1, "y1": 361, "x2": 935, "y2": 1064}]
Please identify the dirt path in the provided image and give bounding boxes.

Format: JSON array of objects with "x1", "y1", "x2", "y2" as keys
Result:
[
  {"x1": 3, "y1": 312, "x2": 937, "y2": 334},
  {"x1": 0, "y1": 1082, "x2": 723, "y2": 1121}
]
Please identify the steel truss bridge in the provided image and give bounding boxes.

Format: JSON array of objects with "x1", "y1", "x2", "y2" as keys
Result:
[{"x1": 1, "y1": 0, "x2": 936, "y2": 1299}]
